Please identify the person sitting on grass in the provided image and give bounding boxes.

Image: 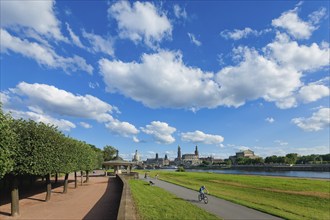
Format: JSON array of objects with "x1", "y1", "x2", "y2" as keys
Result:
[{"x1": 199, "y1": 185, "x2": 209, "y2": 199}]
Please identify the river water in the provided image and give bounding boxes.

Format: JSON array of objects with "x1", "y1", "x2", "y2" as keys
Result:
[{"x1": 187, "y1": 169, "x2": 330, "y2": 179}]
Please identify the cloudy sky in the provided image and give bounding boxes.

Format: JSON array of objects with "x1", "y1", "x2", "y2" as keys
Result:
[{"x1": 1, "y1": 1, "x2": 329, "y2": 160}]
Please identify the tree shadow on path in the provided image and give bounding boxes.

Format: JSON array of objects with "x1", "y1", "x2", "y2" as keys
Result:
[{"x1": 83, "y1": 177, "x2": 122, "y2": 220}]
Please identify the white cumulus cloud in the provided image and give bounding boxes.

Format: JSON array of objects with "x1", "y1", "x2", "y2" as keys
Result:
[
  {"x1": 108, "y1": 1, "x2": 172, "y2": 48},
  {"x1": 0, "y1": 29, "x2": 93, "y2": 74},
  {"x1": 2, "y1": 82, "x2": 141, "y2": 139},
  {"x1": 266, "y1": 117, "x2": 275, "y2": 123},
  {"x1": 99, "y1": 50, "x2": 222, "y2": 110},
  {"x1": 220, "y1": 27, "x2": 259, "y2": 40},
  {"x1": 79, "y1": 122, "x2": 92, "y2": 129},
  {"x1": 272, "y1": 7, "x2": 326, "y2": 39},
  {"x1": 292, "y1": 108, "x2": 330, "y2": 131},
  {"x1": 9, "y1": 109, "x2": 76, "y2": 131},
  {"x1": 82, "y1": 30, "x2": 115, "y2": 57},
  {"x1": 9, "y1": 82, "x2": 115, "y2": 122},
  {"x1": 0, "y1": 0, "x2": 66, "y2": 41},
  {"x1": 298, "y1": 83, "x2": 329, "y2": 104},
  {"x1": 181, "y1": 130, "x2": 224, "y2": 145},
  {"x1": 105, "y1": 119, "x2": 139, "y2": 137},
  {"x1": 141, "y1": 121, "x2": 176, "y2": 144},
  {"x1": 216, "y1": 46, "x2": 302, "y2": 108},
  {"x1": 265, "y1": 32, "x2": 329, "y2": 72}
]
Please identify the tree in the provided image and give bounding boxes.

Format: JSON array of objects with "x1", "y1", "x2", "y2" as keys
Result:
[
  {"x1": 276, "y1": 156, "x2": 286, "y2": 164},
  {"x1": 9, "y1": 119, "x2": 65, "y2": 216},
  {"x1": 236, "y1": 157, "x2": 248, "y2": 165},
  {"x1": 202, "y1": 160, "x2": 212, "y2": 166},
  {"x1": 103, "y1": 145, "x2": 117, "y2": 161},
  {"x1": 89, "y1": 144, "x2": 104, "y2": 169},
  {"x1": 0, "y1": 108, "x2": 17, "y2": 179},
  {"x1": 0, "y1": 108, "x2": 18, "y2": 215},
  {"x1": 321, "y1": 154, "x2": 330, "y2": 163},
  {"x1": 59, "y1": 137, "x2": 79, "y2": 193},
  {"x1": 2, "y1": 109, "x2": 100, "y2": 216},
  {"x1": 285, "y1": 153, "x2": 298, "y2": 164}
]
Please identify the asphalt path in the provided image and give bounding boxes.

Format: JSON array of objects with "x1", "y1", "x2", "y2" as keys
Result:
[{"x1": 141, "y1": 176, "x2": 283, "y2": 220}]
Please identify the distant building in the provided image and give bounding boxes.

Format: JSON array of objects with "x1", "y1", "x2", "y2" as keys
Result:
[
  {"x1": 177, "y1": 145, "x2": 182, "y2": 160},
  {"x1": 145, "y1": 153, "x2": 169, "y2": 167},
  {"x1": 229, "y1": 149, "x2": 259, "y2": 164},
  {"x1": 199, "y1": 156, "x2": 224, "y2": 165},
  {"x1": 132, "y1": 150, "x2": 140, "y2": 162},
  {"x1": 175, "y1": 145, "x2": 201, "y2": 166}
]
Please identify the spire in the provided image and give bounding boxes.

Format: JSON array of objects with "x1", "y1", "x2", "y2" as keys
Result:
[
  {"x1": 133, "y1": 149, "x2": 140, "y2": 161},
  {"x1": 195, "y1": 145, "x2": 199, "y2": 156},
  {"x1": 178, "y1": 145, "x2": 181, "y2": 160}
]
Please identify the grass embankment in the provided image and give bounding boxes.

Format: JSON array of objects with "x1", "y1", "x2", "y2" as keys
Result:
[
  {"x1": 128, "y1": 179, "x2": 220, "y2": 220},
  {"x1": 141, "y1": 171, "x2": 330, "y2": 220}
]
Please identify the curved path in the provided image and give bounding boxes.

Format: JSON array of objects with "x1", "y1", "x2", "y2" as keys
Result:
[{"x1": 141, "y1": 176, "x2": 283, "y2": 220}]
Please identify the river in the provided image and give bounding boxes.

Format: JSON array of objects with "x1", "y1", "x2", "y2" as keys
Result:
[{"x1": 186, "y1": 169, "x2": 330, "y2": 179}]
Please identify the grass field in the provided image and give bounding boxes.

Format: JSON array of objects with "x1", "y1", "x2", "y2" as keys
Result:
[
  {"x1": 128, "y1": 179, "x2": 220, "y2": 220},
  {"x1": 139, "y1": 170, "x2": 330, "y2": 220}
]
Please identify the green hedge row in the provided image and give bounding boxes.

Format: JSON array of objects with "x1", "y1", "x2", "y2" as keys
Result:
[
  {"x1": 0, "y1": 107, "x2": 99, "y2": 216},
  {"x1": 0, "y1": 107, "x2": 97, "y2": 179}
]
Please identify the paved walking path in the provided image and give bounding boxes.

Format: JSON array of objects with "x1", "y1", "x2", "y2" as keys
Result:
[
  {"x1": 0, "y1": 172, "x2": 120, "y2": 220},
  {"x1": 141, "y1": 176, "x2": 282, "y2": 220}
]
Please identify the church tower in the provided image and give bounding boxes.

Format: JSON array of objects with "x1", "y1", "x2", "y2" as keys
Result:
[
  {"x1": 133, "y1": 150, "x2": 140, "y2": 162},
  {"x1": 195, "y1": 145, "x2": 199, "y2": 156},
  {"x1": 177, "y1": 145, "x2": 182, "y2": 160}
]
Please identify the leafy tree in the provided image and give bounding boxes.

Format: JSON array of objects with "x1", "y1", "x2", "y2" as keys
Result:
[
  {"x1": 236, "y1": 157, "x2": 248, "y2": 165},
  {"x1": 13, "y1": 120, "x2": 63, "y2": 201},
  {"x1": 321, "y1": 154, "x2": 330, "y2": 162},
  {"x1": 89, "y1": 144, "x2": 104, "y2": 169},
  {"x1": 285, "y1": 153, "x2": 298, "y2": 164},
  {"x1": 59, "y1": 137, "x2": 79, "y2": 193},
  {"x1": 103, "y1": 145, "x2": 117, "y2": 161},
  {"x1": 276, "y1": 156, "x2": 286, "y2": 164},
  {"x1": 1, "y1": 109, "x2": 100, "y2": 215},
  {"x1": 225, "y1": 159, "x2": 232, "y2": 166},
  {"x1": 0, "y1": 108, "x2": 17, "y2": 179},
  {"x1": 265, "y1": 155, "x2": 278, "y2": 164},
  {"x1": 202, "y1": 160, "x2": 212, "y2": 166}
]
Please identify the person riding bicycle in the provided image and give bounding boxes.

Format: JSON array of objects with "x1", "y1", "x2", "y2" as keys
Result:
[{"x1": 199, "y1": 185, "x2": 209, "y2": 199}]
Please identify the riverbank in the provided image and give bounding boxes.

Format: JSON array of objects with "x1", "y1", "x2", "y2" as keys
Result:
[
  {"x1": 186, "y1": 169, "x2": 330, "y2": 179},
  {"x1": 188, "y1": 164, "x2": 330, "y2": 172},
  {"x1": 141, "y1": 170, "x2": 330, "y2": 220}
]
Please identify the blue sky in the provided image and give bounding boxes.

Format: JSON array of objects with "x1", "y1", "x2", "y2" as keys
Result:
[{"x1": 1, "y1": 1, "x2": 329, "y2": 161}]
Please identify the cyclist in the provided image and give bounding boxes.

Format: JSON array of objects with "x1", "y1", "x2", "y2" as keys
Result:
[{"x1": 199, "y1": 185, "x2": 209, "y2": 199}]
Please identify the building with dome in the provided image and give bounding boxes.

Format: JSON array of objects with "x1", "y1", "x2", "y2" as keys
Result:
[{"x1": 132, "y1": 150, "x2": 140, "y2": 162}]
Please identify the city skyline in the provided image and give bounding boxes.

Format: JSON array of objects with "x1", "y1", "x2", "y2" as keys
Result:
[{"x1": 1, "y1": 1, "x2": 329, "y2": 161}]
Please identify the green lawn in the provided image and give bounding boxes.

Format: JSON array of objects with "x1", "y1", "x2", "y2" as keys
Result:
[
  {"x1": 138, "y1": 171, "x2": 330, "y2": 220},
  {"x1": 128, "y1": 179, "x2": 220, "y2": 220}
]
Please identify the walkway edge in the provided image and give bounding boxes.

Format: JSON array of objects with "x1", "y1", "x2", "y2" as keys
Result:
[{"x1": 117, "y1": 174, "x2": 138, "y2": 220}]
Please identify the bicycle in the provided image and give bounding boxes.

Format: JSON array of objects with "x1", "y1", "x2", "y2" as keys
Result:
[{"x1": 198, "y1": 193, "x2": 208, "y2": 204}]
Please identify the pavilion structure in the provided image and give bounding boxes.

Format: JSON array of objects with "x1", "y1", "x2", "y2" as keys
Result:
[{"x1": 103, "y1": 150, "x2": 137, "y2": 175}]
